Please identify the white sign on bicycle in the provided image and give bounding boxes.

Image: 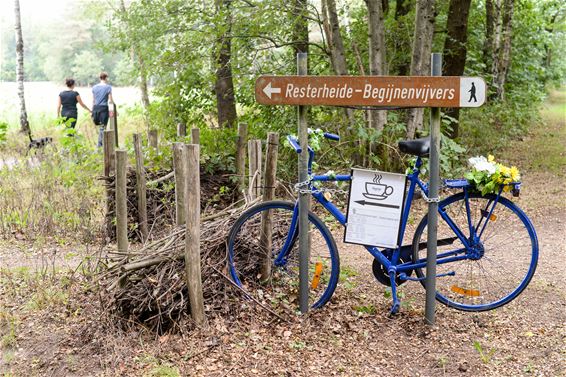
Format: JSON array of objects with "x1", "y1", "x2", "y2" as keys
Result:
[{"x1": 344, "y1": 169, "x2": 407, "y2": 248}]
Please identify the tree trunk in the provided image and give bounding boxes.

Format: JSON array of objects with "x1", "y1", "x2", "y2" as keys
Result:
[
  {"x1": 442, "y1": 0, "x2": 472, "y2": 139},
  {"x1": 322, "y1": 0, "x2": 355, "y2": 126},
  {"x1": 119, "y1": 0, "x2": 151, "y2": 129},
  {"x1": 366, "y1": 0, "x2": 387, "y2": 132},
  {"x1": 137, "y1": 53, "x2": 151, "y2": 111},
  {"x1": 382, "y1": 0, "x2": 390, "y2": 15},
  {"x1": 490, "y1": 0, "x2": 503, "y2": 99},
  {"x1": 494, "y1": 0, "x2": 514, "y2": 100},
  {"x1": 292, "y1": 0, "x2": 309, "y2": 55},
  {"x1": 483, "y1": 0, "x2": 495, "y2": 71},
  {"x1": 543, "y1": 11, "x2": 559, "y2": 69},
  {"x1": 395, "y1": 0, "x2": 413, "y2": 76},
  {"x1": 214, "y1": 0, "x2": 237, "y2": 128},
  {"x1": 406, "y1": 0, "x2": 436, "y2": 139},
  {"x1": 395, "y1": 0, "x2": 412, "y2": 20},
  {"x1": 14, "y1": 0, "x2": 30, "y2": 136}
]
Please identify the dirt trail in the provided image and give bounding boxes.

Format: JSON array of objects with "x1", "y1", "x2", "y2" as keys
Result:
[{"x1": 1, "y1": 91, "x2": 565, "y2": 376}]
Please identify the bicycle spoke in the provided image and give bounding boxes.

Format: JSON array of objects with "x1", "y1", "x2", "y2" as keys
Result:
[{"x1": 413, "y1": 193, "x2": 538, "y2": 311}]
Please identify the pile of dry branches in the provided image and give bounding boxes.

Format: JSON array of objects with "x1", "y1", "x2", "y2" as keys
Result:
[
  {"x1": 98, "y1": 200, "x2": 264, "y2": 333},
  {"x1": 102, "y1": 169, "x2": 236, "y2": 243}
]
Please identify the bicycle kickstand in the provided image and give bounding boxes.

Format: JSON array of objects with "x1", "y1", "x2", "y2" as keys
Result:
[{"x1": 388, "y1": 270, "x2": 401, "y2": 315}]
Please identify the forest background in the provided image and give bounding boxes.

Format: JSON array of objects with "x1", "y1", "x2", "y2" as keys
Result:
[
  {"x1": 0, "y1": 1, "x2": 565, "y2": 375},
  {"x1": 1, "y1": 0, "x2": 564, "y2": 178},
  {"x1": 0, "y1": 0, "x2": 564, "y2": 242}
]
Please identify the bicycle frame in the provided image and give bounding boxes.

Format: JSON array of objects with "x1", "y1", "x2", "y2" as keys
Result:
[{"x1": 273, "y1": 145, "x2": 510, "y2": 310}]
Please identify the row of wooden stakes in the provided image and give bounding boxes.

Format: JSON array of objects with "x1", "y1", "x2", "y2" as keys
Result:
[{"x1": 100, "y1": 124, "x2": 281, "y2": 327}]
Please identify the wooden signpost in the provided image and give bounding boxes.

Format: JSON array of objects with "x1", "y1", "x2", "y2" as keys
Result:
[
  {"x1": 255, "y1": 56, "x2": 485, "y2": 323},
  {"x1": 255, "y1": 75, "x2": 486, "y2": 108}
]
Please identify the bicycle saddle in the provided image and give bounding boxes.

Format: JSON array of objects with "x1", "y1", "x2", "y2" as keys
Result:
[{"x1": 398, "y1": 137, "x2": 430, "y2": 157}]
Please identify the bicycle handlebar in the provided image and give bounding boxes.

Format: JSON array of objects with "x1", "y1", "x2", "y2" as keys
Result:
[
  {"x1": 287, "y1": 130, "x2": 340, "y2": 153},
  {"x1": 286, "y1": 135, "x2": 302, "y2": 153},
  {"x1": 323, "y1": 132, "x2": 340, "y2": 141}
]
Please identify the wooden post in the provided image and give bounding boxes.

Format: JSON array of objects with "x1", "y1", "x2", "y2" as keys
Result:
[
  {"x1": 184, "y1": 144, "x2": 206, "y2": 326},
  {"x1": 148, "y1": 130, "x2": 158, "y2": 153},
  {"x1": 115, "y1": 149, "x2": 129, "y2": 287},
  {"x1": 191, "y1": 128, "x2": 200, "y2": 145},
  {"x1": 235, "y1": 123, "x2": 248, "y2": 198},
  {"x1": 259, "y1": 132, "x2": 279, "y2": 281},
  {"x1": 109, "y1": 101, "x2": 118, "y2": 147},
  {"x1": 133, "y1": 133, "x2": 148, "y2": 242},
  {"x1": 177, "y1": 122, "x2": 187, "y2": 138},
  {"x1": 173, "y1": 143, "x2": 186, "y2": 226},
  {"x1": 103, "y1": 130, "x2": 115, "y2": 176},
  {"x1": 247, "y1": 139, "x2": 262, "y2": 200},
  {"x1": 103, "y1": 130, "x2": 116, "y2": 239}
]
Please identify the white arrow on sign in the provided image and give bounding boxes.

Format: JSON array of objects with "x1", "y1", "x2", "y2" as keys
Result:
[{"x1": 262, "y1": 82, "x2": 281, "y2": 99}]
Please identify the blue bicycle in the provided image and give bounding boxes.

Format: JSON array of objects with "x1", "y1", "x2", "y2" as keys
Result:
[{"x1": 227, "y1": 131, "x2": 538, "y2": 314}]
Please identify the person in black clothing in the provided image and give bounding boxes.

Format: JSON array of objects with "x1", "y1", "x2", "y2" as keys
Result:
[{"x1": 57, "y1": 78, "x2": 91, "y2": 135}]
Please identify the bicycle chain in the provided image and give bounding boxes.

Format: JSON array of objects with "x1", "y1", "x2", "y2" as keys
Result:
[
  {"x1": 294, "y1": 179, "x2": 440, "y2": 202},
  {"x1": 293, "y1": 179, "x2": 349, "y2": 195}
]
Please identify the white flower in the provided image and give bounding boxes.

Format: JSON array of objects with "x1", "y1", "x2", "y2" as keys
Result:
[
  {"x1": 475, "y1": 160, "x2": 496, "y2": 175},
  {"x1": 468, "y1": 156, "x2": 487, "y2": 167},
  {"x1": 469, "y1": 156, "x2": 496, "y2": 175}
]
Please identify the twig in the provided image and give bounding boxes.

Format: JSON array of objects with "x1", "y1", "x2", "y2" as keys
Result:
[{"x1": 147, "y1": 171, "x2": 174, "y2": 186}]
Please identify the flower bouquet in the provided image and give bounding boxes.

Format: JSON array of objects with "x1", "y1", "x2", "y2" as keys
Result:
[{"x1": 464, "y1": 155, "x2": 521, "y2": 195}]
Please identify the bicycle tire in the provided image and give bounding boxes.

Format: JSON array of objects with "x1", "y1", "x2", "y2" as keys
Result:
[
  {"x1": 412, "y1": 192, "x2": 538, "y2": 311},
  {"x1": 227, "y1": 200, "x2": 340, "y2": 310}
]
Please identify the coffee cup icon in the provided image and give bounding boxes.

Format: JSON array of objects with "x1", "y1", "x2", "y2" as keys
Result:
[
  {"x1": 363, "y1": 174, "x2": 394, "y2": 200},
  {"x1": 364, "y1": 182, "x2": 393, "y2": 200}
]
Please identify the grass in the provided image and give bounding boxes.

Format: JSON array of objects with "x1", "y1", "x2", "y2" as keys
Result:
[
  {"x1": 0, "y1": 311, "x2": 19, "y2": 348},
  {"x1": 473, "y1": 340, "x2": 496, "y2": 364},
  {"x1": 525, "y1": 88, "x2": 566, "y2": 174}
]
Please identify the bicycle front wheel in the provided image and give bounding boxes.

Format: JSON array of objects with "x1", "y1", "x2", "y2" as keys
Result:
[
  {"x1": 227, "y1": 200, "x2": 340, "y2": 311},
  {"x1": 412, "y1": 192, "x2": 538, "y2": 311}
]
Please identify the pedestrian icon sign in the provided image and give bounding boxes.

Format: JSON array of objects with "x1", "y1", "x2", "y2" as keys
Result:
[{"x1": 459, "y1": 77, "x2": 485, "y2": 107}]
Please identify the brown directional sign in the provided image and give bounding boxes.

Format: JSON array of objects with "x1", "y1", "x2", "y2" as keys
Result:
[{"x1": 255, "y1": 75, "x2": 486, "y2": 108}]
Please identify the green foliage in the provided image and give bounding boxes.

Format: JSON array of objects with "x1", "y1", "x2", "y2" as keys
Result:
[
  {"x1": 0, "y1": 122, "x2": 8, "y2": 146},
  {"x1": 0, "y1": 125, "x2": 103, "y2": 240},
  {"x1": 473, "y1": 340, "x2": 496, "y2": 363},
  {"x1": 72, "y1": 51, "x2": 104, "y2": 85}
]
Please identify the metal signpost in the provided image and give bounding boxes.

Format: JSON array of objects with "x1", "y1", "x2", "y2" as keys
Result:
[
  {"x1": 425, "y1": 53, "x2": 442, "y2": 325},
  {"x1": 255, "y1": 53, "x2": 486, "y2": 320},
  {"x1": 296, "y1": 53, "x2": 310, "y2": 314}
]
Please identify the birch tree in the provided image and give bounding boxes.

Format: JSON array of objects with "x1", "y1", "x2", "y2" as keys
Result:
[
  {"x1": 406, "y1": 0, "x2": 435, "y2": 139},
  {"x1": 366, "y1": 0, "x2": 387, "y2": 132},
  {"x1": 442, "y1": 0, "x2": 472, "y2": 139},
  {"x1": 14, "y1": 0, "x2": 30, "y2": 136}
]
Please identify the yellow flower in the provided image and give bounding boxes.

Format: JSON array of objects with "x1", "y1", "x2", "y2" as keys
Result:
[
  {"x1": 499, "y1": 164, "x2": 511, "y2": 177},
  {"x1": 510, "y1": 166, "x2": 520, "y2": 181},
  {"x1": 488, "y1": 155, "x2": 495, "y2": 162},
  {"x1": 503, "y1": 185, "x2": 512, "y2": 192}
]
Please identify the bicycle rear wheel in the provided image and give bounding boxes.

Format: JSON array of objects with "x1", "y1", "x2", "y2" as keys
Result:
[
  {"x1": 227, "y1": 200, "x2": 340, "y2": 311},
  {"x1": 412, "y1": 192, "x2": 538, "y2": 311}
]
